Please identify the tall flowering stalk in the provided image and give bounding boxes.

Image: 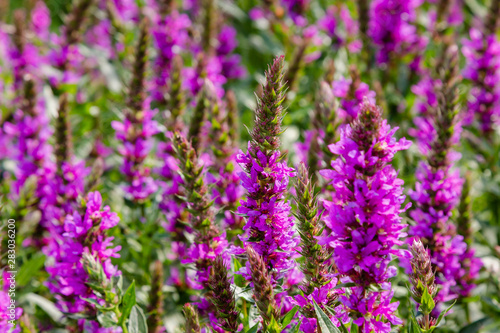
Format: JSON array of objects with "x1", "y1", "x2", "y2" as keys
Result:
[
  {"x1": 174, "y1": 132, "x2": 228, "y2": 289},
  {"x1": 236, "y1": 56, "x2": 298, "y2": 282},
  {"x1": 455, "y1": 175, "x2": 482, "y2": 300},
  {"x1": 245, "y1": 245, "x2": 281, "y2": 332},
  {"x1": 408, "y1": 45, "x2": 481, "y2": 305},
  {"x1": 462, "y1": 1, "x2": 500, "y2": 137},
  {"x1": 320, "y1": 99, "x2": 411, "y2": 332},
  {"x1": 293, "y1": 163, "x2": 344, "y2": 332},
  {"x1": 147, "y1": 260, "x2": 165, "y2": 333},
  {"x1": 39, "y1": 95, "x2": 88, "y2": 239},
  {"x1": 408, "y1": 239, "x2": 439, "y2": 330},
  {"x1": 45, "y1": 192, "x2": 121, "y2": 326},
  {"x1": 207, "y1": 256, "x2": 239, "y2": 332},
  {"x1": 183, "y1": 303, "x2": 202, "y2": 333},
  {"x1": 207, "y1": 86, "x2": 244, "y2": 230},
  {"x1": 112, "y1": 19, "x2": 159, "y2": 203}
]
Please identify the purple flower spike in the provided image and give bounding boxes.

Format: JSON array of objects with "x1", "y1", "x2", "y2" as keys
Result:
[
  {"x1": 46, "y1": 192, "x2": 121, "y2": 318},
  {"x1": 237, "y1": 56, "x2": 299, "y2": 283},
  {"x1": 320, "y1": 99, "x2": 411, "y2": 333},
  {"x1": 408, "y1": 45, "x2": 482, "y2": 308}
]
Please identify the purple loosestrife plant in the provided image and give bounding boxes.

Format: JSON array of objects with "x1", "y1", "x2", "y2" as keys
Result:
[
  {"x1": 183, "y1": 303, "x2": 202, "y2": 333},
  {"x1": 207, "y1": 256, "x2": 239, "y2": 332},
  {"x1": 112, "y1": 19, "x2": 159, "y2": 203},
  {"x1": 236, "y1": 56, "x2": 299, "y2": 283},
  {"x1": 293, "y1": 163, "x2": 345, "y2": 332},
  {"x1": 147, "y1": 260, "x2": 165, "y2": 333},
  {"x1": 173, "y1": 132, "x2": 229, "y2": 289},
  {"x1": 157, "y1": 57, "x2": 189, "y2": 282},
  {"x1": 206, "y1": 87, "x2": 244, "y2": 231},
  {"x1": 408, "y1": 239, "x2": 439, "y2": 330},
  {"x1": 320, "y1": 99, "x2": 411, "y2": 332},
  {"x1": 45, "y1": 192, "x2": 121, "y2": 325},
  {"x1": 245, "y1": 245, "x2": 281, "y2": 332},
  {"x1": 408, "y1": 45, "x2": 481, "y2": 305}
]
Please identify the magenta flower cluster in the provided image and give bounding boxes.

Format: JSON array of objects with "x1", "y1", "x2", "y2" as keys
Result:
[
  {"x1": 320, "y1": 100, "x2": 411, "y2": 332},
  {"x1": 237, "y1": 147, "x2": 298, "y2": 278}
]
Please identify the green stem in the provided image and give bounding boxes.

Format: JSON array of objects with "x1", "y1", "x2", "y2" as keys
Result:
[{"x1": 114, "y1": 308, "x2": 128, "y2": 333}]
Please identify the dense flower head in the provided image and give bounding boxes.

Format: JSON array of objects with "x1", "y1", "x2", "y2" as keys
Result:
[
  {"x1": 38, "y1": 160, "x2": 89, "y2": 233},
  {"x1": 292, "y1": 163, "x2": 344, "y2": 332},
  {"x1": 250, "y1": 55, "x2": 287, "y2": 152},
  {"x1": 408, "y1": 163, "x2": 463, "y2": 239},
  {"x1": 45, "y1": 191, "x2": 121, "y2": 314},
  {"x1": 174, "y1": 133, "x2": 229, "y2": 289},
  {"x1": 408, "y1": 239, "x2": 438, "y2": 305},
  {"x1": 237, "y1": 147, "x2": 297, "y2": 277},
  {"x1": 320, "y1": 99, "x2": 410, "y2": 332},
  {"x1": 462, "y1": 28, "x2": 500, "y2": 133},
  {"x1": 369, "y1": 0, "x2": 426, "y2": 64}
]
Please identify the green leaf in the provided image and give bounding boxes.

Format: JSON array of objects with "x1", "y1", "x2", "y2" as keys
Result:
[
  {"x1": 333, "y1": 282, "x2": 356, "y2": 290},
  {"x1": 433, "y1": 300, "x2": 457, "y2": 328},
  {"x1": 281, "y1": 306, "x2": 299, "y2": 328},
  {"x1": 119, "y1": 281, "x2": 136, "y2": 325},
  {"x1": 16, "y1": 254, "x2": 46, "y2": 287},
  {"x1": 97, "y1": 311, "x2": 119, "y2": 328},
  {"x1": 25, "y1": 293, "x2": 64, "y2": 323},
  {"x1": 128, "y1": 305, "x2": 148, "y2": 333},
  {"x1": 233, "y1": 257, "x2": 245, "y2": 287},
  {"x1": 246, "y1": 323, "x2": 259, "y2": 333},
  {"x1": 312, "y1": 299, "x2": 341, "y2": 333},
  {"x1": 337, "y1": 320, "x2": 349, "y2": 333},
  {"x1": 419, "y1": 288, "x2": 436, "y2": 315},
  {"x1": 458, "y1": 317, "x2": 490, "y2": 333},
  {"x1": 408, "y1": 314, "x2": 423, "y2": 333}
]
